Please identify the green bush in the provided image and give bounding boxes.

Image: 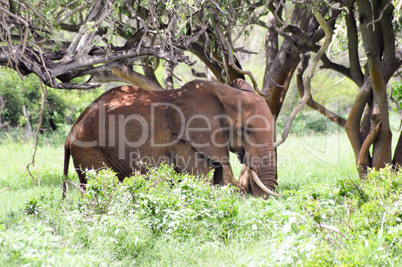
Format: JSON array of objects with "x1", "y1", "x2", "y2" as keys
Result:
[
  {"x1": 276, "y1": 110, "x2": 340, "y2": 134},
  {"x1": 81, "y1": 169, "x2": 120, "y2": 214},
  {"x1": 392, "y1": 80, "x2": 402, "y2": 110},
  {"x1": 2, "y1": 161, "x2": 402, "y2": 265},
  {"x1": 76, "y1": 165, "x2": 241, "y2": 240},
  {"x1": 0, "y1": 68, "x2": 104, "y2": 130}
]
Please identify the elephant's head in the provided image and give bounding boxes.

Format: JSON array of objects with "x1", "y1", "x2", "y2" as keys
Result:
[{"x1": 167, "y1": 79, "x2": 278, "y2": 197}]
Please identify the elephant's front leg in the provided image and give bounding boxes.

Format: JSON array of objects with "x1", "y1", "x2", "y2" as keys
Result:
[{"x1": 221, "y1": 165, "x2": 246, "y2": 192}]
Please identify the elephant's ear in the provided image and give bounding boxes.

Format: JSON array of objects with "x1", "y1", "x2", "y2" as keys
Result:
[{"x1": 166, "y1": 80, "x2": 230, "y2": 165}]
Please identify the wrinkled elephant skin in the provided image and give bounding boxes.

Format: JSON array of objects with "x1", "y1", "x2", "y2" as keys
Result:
[{"x1": 63, "y1": 79, "x2": 278, "y2": 197}]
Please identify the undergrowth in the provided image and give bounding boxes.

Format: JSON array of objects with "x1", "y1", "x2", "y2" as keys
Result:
[{"x1": 1, "y1": 164, "x2": 402, "y2": 265}]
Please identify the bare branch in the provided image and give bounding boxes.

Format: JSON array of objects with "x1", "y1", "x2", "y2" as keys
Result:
[
  {"x1": 213, "y1": 14, "x2": 258, "y2": 89},
  {"x1": 0, "y1": 6, "x2": 29, "y2": 53},
  {"x1": 164, "y1": 61, "x2": 175, "y2": 90},
  {"x1": 189, "y1": 42, "x2": 225, "y2": 83},
  {"x1": 0, "y1": 188, "x2": 10, "y2": 193},
  {"x1": 297, "y1": 59, "x2": 347, "y2": 127},
  {"x1": 86, "y1": 70, "x2": 130, "y2": 84},
  {"x1": 112, "y1": 65, "x2": 164, "y2": 91},
  {"x1": 365, "y1": 2, "x2": 393, "y2": 27},
  {"x1": 275, "y1": 9, "x2": 333, "y2": 148},
  {"x1": 63, "y1": 0, "x2": 112, "y2": 59},
  {"x1": 17, "y1": 0, "x2": 52, "y2": 29},
  {"x1": 56, "y1": 4, "x2": 87, "y2": 25},
  {"x1": 0, "y1": 6, "x2": 28, "y2": 27},
  {"x1": 232, "y1": 0, "x2": 272, "y2": 43},
  {"x1": 0, "y1": 42, "x2": 193, "y2": 88},
  {"x1": 26, "y1": 81, "x2": 47, "y2": 187},
  {"x1": 317, "y1": 223, "x2": 345, "y2": 237}
]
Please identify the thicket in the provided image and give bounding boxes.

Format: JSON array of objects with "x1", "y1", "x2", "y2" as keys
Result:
[{"x1": 0, "y1": 68, "x2": 104, "y2": 130}]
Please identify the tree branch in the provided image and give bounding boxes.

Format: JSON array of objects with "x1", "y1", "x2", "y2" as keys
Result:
[
  {"x1": 86, "y1": 70, "x2": 129, "y2": 84},
  {"x1": 320, "y1": 54, "x2": 351, "y2": 81},
  {"x1": 141, "y1": 58, "x2": 162, "y2": 87},
  {"x1": 26, "y1": 81, "x2": 47, "y2": 187},
  {"x1": 164, "y1": 61, "x2": 175, "y2": 90},
  {"x1": 213, "y1": 14, "x2": 253, "y2": 85},
  {"x1": 262, "y1": 4, "x2": 309, "y2": 118},
  {"x1": 379, "y1": 0, "x2": 397, "y2": 80},
  {"x1": 275, "y1": 9, "x2": 333, "y2": 147},
  {"x1": 367, "y1": 54, "x2": 392, "y2": 168},
  {"x1": 358, "y1": 121, "x2": 382, "y2": 167},
  {"x1": 112, "y1": 65, "x2": 164, "y2": 91},
  {"x1": 345, "y1": 80, "x2": 372, "y2": 166},
  {"x1": 56, "y1": 4, "x2": 88, "y2": 25},
  {"x1": 189, "y1": 42, "x2": 225, "y2": 83},
  {"x1": 0, "y1": 44, "x2": 192, "y2": 89},
  {"x1": 63, "y1": 0, "x2": 111, "y2": 59},
  {"x1": 345, "y1": 0, "x2": 364, "y2": 86},
  {"x1": 297, "y1": 60, "x2": 347, "y2": 127}
]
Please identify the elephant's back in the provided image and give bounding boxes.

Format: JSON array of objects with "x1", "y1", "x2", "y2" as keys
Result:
[
  {"x1": 66, "y1": 85, "x2": 174, "y2": 175},
  {"x1": 70, "y1": 85, "x2": 173, "y2": 132}
]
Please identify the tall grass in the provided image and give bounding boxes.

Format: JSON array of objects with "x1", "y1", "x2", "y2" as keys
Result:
[{"x1": 0, "y1": 130, "x2": 401, "y2": 265}]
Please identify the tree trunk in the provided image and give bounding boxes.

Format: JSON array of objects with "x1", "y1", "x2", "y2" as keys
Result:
[
  {"x1": 368, "y1": 56, "x2": 392, "y2": 169},
  {"x1": 343, "y1": 0, "x2": 395, "y2": 178}
]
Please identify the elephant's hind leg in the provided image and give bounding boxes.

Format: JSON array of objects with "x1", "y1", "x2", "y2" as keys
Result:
[{"x1": 70, "y1": 146, "x2": 114, "y2": 192}]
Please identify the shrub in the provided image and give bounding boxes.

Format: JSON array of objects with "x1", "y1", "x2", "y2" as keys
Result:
[
  {"x1": 0, "y1": 68, "x2": 104, "y2": 130},
  {"x1": 3, "y1": 161, "x2": 402, "y2": 265},
  {"x1": 276, "y1": 110, "x2": 340, "y2": 134},
  {"x1": 77, "y1": 165, "x2": 241, "y2": 240},
  {"x1": 81, "y1": 169, "x2": 120, "y2": 214}
]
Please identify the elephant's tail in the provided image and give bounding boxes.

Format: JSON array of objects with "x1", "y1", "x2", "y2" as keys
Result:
[
  {"x1": 63, "y1": 140, "x2": 71, "y2": 177},
  {"x1": 62, "y1": 139, "x2": 71, "y2": 199}
]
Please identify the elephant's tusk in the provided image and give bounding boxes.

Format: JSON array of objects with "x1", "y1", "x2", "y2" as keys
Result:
[{"x1": 251, "y1": 170, "x2": 283, "y2": 197}]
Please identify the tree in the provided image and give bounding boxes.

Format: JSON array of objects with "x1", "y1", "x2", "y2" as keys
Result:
[
  {"x1": 1, "y1": 0, "x2": 402, "y2": 178},
  {"x1": 258, "y1": 0, "x2": 402, "y2": 178}
]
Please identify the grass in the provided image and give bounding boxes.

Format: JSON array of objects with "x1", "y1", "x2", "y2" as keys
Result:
[{"x1": 0, "y1": 129, "x2": 402, "y2": 266}]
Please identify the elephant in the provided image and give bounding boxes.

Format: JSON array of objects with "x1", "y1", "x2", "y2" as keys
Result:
[{"x1": 63, "y1": 79, "x2": 280, "y2": 198}]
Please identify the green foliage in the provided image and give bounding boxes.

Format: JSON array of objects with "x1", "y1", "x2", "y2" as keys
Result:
[
  {"x1": 277, "y1": 110, "x2": 340, "y2": 134},
  {"x1": 77, "y1": 165, "x2": 241, "y2": 240},
  {"x1": 0, "y1": 68, "x2": 104, "y2": 130},
  {"x1": 23, "y1": 196, "x2": 43, "y2": 216},
  {"x1": 1, "y1": 134, "x2": 402, "y2": 265},
  {"x1": 391, "y1": 80, "x2": 402, "y2": 109},
  {"x1": 81, "y1": 169, "x2": 120, "y2": 214}
]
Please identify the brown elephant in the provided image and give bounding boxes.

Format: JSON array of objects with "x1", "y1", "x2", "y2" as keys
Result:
[{"x1": 63, "y1": 79, "x2": 280, "y2": 197}]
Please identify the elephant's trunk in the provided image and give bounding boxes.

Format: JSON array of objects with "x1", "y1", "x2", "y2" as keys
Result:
[
  {"x1": 251, "y1": 170, "x2": 282, "y2": 197},
  {"x1": 248, "y1": 146, "x2": 279, "y2": 197}
]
